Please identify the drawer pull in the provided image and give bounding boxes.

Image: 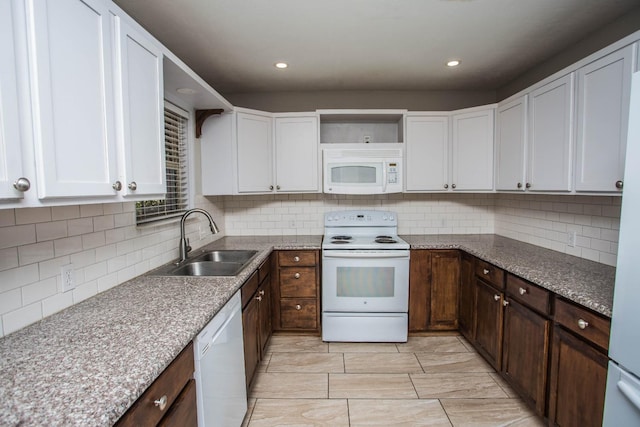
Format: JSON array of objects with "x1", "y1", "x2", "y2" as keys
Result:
[
  {"x1": 503, "y1": 300, "x2": 510, "y2": 307},
  {"x1": 259, "y1": 290, "x2": 265, "y2": 296},
  {"x1": 294, "y1": 272, "x2": 301, "y2": 279},
  {"x1": 293, "y1": 256, "x2": 300, "y2": 262},
  {"x1": 519, "y1": 287, "x2": 527, "y2": 295},
  {"x1": 255, "y1": 295, "x2": 263, "y2": 302},
  {"x1": 494, "y1": 294, "x2": 500, "y2": 302},
  {"x1": 295, "y1": 304, "x2": 302, "y2": 310},
  {"x1": 483, "y1": 269, "x2": 490, "y2": 275},
  {"x1": 578, "y1": 318, "x2": 589, "y2": 330},
  {"x1": 154, "y1": 395, "x2": 168, "y2": 411}
]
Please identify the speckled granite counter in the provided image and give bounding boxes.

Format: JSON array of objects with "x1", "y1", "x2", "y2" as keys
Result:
[
  {"x1": 402, "y1": 234, "x2": 615, "y2": 317},
  {"x1": 0, "y1": 234, "x2": 615, "y2": 426},
  {"x1": 0, "y1": 236, "x2": 321, "y2": 427}
]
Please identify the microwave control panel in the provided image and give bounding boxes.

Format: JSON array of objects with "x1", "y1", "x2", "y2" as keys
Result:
[{"x1": 387, "y1": 162, "x2": 398, "y2": 184}]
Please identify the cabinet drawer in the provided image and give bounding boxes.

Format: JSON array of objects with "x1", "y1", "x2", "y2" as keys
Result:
[
  {"x1": 158, "y1": 379, "x2": 197, "y2": 427},
  {"x1": 116, "y1": 343, "x2": 194, "y2": 427},
  {"x1": 278, "y1": 250, "x2": 317, "y2": 267},
  {"x1": 280, "y1": 299, "x2": 317, "y2": 330},
  {"x1": 280, "y1": 267, "x2": 317, "y2": 297},
  {"x1": 475, "y1": 259, "x2": 505, "y2": 290},
  {"x1": 258, "y1": 258, "x2": 271, "y2": 283},
  {"x1": 240, "y1": 271, "x2": 259, "y2": 308},
  {"x1": 555, "y1": 298, "x2": 610, "y2": 351},
  {"x1": 506, "y1": 274, "x2": 550, "y2": 315}
]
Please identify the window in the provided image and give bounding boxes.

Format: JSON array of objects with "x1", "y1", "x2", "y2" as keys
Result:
[{"x1": 136, "y1": 103, "x2": 190, "y2": 224}]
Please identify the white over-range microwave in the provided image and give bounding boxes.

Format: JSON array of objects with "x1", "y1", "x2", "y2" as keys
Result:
[{"x1": 323, "y1": 147, "x2": 403, "y2": 194}]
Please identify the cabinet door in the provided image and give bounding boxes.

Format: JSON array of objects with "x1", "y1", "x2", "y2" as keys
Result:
[
  {"x1": 114, "y1": 17, "x2": 165, "y2": 198},
  {"x1": 502, "y1": 298, "x2": 550, "y2": 415},
  {"x1": 451, "y1": 108, "x2": 494, "y2": 191},
  {"x1": 26, "y1": 0, "x2": 118, "y2": 198},
  {"x1": 474, "y1": 279, "x2": 503, "y2": 370},
  {"x1": 258, "y1": 278, "x2": 272, "y2": 356},
  {"x1": 575, "y1": 46, "x2": 634, "y2": 192},
  {"x1": 158, "y1": 379, "x2": 197, "y2": 427},
  {"x1": 237, "y1": 112, "x2": 272, "y2": 193},
  {"x1": 242, "y1": 298, "x2": 260, "y2": 388},
  {"x1": 405, "y1": 115, "x2": 449, "y2": 191},
  {"x1": 274, "y1": 116, "x2": 319, "y2": 192},
  {"x1": 528, "y1": 74, "x2": 574, "y2": 192},
  {"x1": 429, "y1": 250, "x2": 460, "y2": 330},
  {"x1": 458, "y1": 253, "x2": 475, "y2": 340},
  {"x1": 408, "y1": 250, "x2": 431, "y2": 332},
  {"x1": 495, "y1": 96, "x2": 527, "y2": 191},
  {"x1": 548, "y1": 327, "x2": 609, "y2": 427},
  {"x1": 0, "y1": 0, "x2": 27, "y2": 201}
]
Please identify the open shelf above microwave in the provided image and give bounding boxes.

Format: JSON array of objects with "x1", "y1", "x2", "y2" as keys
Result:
[{"x1": 318, "y1": 109, "x2": 406, "y2": 144}]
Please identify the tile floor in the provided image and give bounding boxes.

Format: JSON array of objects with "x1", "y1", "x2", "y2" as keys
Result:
[{"x1": 241, "y1": 334, "x2": 546, "y2": 426}]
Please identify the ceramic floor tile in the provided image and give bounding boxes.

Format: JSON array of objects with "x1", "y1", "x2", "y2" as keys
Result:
[
  {"x1": 256, "y1": 352, "x2": 271, "y2": 373},
  {"x1": 348, "y1": 399, "x2": 452, "y2": 427},
  {"x1": 250, "y1": 372, "x2": 328, "y2": 398},
  {"x1": 456, "y1": 336, "x2": 476, "y2": 352},
  {"x1": 266, "y1": 334, "x2": 328, "y2": 353},
  {"x1": 241, "y1": 398, "x2": 256, "y2": 427},
  {"x1": 489, "y1": 372, "x2": 520, "y2": 398},
  {"x1": 397, "y1": 336, "x2": 470, "y2": 353},
  {"x1": 410, "y1": 373, "x2": 508, "y2": 399},
  {"x1": 329, "y1": 342, "x2": 399, "y2": 353},
  {"x1": 329, "y1": 373, "x2": 418, "y2": 399},
  {"x1": 267, "y1": 352, "x2": 344, "y2": 373},
  {"x1": 344, "y1": 352, "x2": 424, "y2": 374},
  {"x1": 416, "y1": 351, "x2": 493, "y2": 373},
  {"x1": 440, "y1": 398, "x2": 545, "y2": 427},
  {"x1": 248, "y1": 398, "x2": 349, "y2": 427}
]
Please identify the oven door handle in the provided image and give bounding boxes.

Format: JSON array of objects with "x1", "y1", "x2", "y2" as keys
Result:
[{"x1": 323, "y1": 252, "x2": 409, "y2": 259}]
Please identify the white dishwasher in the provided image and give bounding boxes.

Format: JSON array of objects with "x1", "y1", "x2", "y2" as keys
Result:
[{"x1": 194, "y1": 291, "x2": 247, "y2": 427}]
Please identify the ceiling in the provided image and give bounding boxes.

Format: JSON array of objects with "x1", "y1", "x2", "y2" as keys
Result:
[{"x1": 114, "y1": 0, "x2": 639, "y2": 95}]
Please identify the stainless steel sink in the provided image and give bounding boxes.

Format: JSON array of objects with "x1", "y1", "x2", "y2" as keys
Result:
[{"x1": 151, "y1": 249, "x2": 258, "y2": 277}]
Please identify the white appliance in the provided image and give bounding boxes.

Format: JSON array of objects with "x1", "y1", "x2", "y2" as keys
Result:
[
  {"x1": 603, "y1": 70, "x2": 640, "y2": 426},
  {"x1": 323, "y1": 147, "x2": 403, "y2": 194},
  {"x1": 322, "y1": 210, "x2": 410, "y2": 342},
  {"x1": 194, "y1": 291, "x2": 247, "y2": 427}
]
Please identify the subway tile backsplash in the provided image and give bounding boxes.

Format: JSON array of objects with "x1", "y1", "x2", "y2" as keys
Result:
[{"x1": 0, "y1": 193, "x2": 621, "y2": 337}]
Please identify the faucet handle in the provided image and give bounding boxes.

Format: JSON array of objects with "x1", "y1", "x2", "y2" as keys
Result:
[{"x1": 185, "y1": 238, "x2": 192, "y2": 253}]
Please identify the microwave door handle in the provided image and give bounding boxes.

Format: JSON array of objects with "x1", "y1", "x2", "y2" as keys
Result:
[{"x1": 382, "y1": 163, "x2": 387, "y2": 193}]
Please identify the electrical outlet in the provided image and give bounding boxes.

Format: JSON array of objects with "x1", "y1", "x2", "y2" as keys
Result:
[
  {"x1": 567, "y1": 231, "x2": 577, "y2": 247},
  {"x1": 363, "y1": 135, "x2": 371, "y2": 143},
  {"x1": 60, "y1": 264, "x2": 75, "y2": 293}
]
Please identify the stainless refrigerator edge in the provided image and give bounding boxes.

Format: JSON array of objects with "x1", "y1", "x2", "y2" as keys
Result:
[{"x1": 603, "y1": 70, "x2": 640, "y2": 426}]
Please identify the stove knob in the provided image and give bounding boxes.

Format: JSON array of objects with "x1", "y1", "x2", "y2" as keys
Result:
[
  {"x1": 389, "y1": 216, "x2": 395, "y2": 221},
  {"x1": 383, "y1": 215, "x2": 388, "y2": 220}
]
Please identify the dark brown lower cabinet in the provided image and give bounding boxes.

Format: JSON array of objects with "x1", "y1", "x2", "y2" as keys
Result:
[
  {"x1": 242, "y1": 292, "x2": 260, "y2": 388},
  {"x1": 474, "y1": 278, "x2": 503, "y2": 370},
  {"x1": 501, "y1": 298, "x2": 550, "y2": 415},
  {"x1": 458, "y1": 252, "x2": 475, "y2": 340},
  {"x1": 158, "y1": 379, "x2": 197, "y2": 427},
  {"x1": 547, "y1": 327, "x2": 609, "y2": 427}
]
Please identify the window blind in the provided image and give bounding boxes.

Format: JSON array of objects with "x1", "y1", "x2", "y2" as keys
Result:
[{"x1": 136, "y1": 105, "x2": 189, "y2": 224}]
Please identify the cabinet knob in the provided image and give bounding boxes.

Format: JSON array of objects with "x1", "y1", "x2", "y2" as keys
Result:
[
  {"x1": 294, "y1": 272, "x2": 301, "y2": 279},
  {"x1": 276, "y1": 185, "x2": 281, "y2": 190},
  {"x1": 525, "y1": 182, "x2": 531, "y2": 189},
  {"x1": 444, "y1": 184, "x2": 449, "y2": 189},
  {"x1": 517, "y1": 182, "x2": 522, "y2": 189},
  {"x1": 295, "y1": 304, "x2": 302, "y2": 310},
  {"x1": 615, "y1": 180, "x2": 624, "y2": 190},
  {"x1": 503, "y1": 300, "x2": 510, "y2": 307},
  {"x1": 494, "y1": 294, "x2": 500, "y2": 302},
  {"x1": 577, "y1": 318, "x2": 589, "y2": 330},
  {"x1": 452, "y1": 183, "x2": 456, "y2": 189},
  {"x1": 13, "y1": 177, "x2": 31, "y2": 192},
  {"x1": 293, "y1": 256, "x2": 300, "y2": 262},
  {"x1": 483, "y1": 269, "x2": 490, "y2": 275},
  {"x1": 518, "y1": 287, "x2": 527, "y2": 295},
  {"x1": 112, "y1": 181, "x2": 123, "y2": 191},
  {"x1": 255, "y1": 295, "x2": 263, "y2": 302},
  {"x1": 259, "y1": 290, "x2": 265, "y2": 296},
  {"x1": 154, "y1": 395, "x2": 168, "y2": 411},
  {"x1": 269, "y1": 185, "x2": 274, "y2": 190},
  {"x1": 128, "y1": 181, "x2": 137, "y2": 191}
]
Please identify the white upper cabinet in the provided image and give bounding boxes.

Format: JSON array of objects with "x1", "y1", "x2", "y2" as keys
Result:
[
  {"x1": 113, "y1": 15, "x2": 165, "y2": 198},
  {"x1": 527, "y1": 74, "x2": 574, "y2": 192},
  {"x1": 405, "y1": 115, "x2": 449, "y2": 191},
  {"x1": 575, "y1": 45, "x2": 634, "y2": 193},
  {"x1": 0, "y1": 0, "x2": 27, "y2": 201},
  {"x1": 26, "y1": 0, "x2": 119, "y2": 199},
  {"x1": 274, "y1": 115, "x2": 319, "y2": 192},
  {"x1": 451, "y1": 107, "x2": 495, "y2": 191},
  {"x1": 495, "y1": 96, "x2": 527, "y2": 191},
  {"x1": 236, "y1": 111, "x2": 273, "y2": 193}
]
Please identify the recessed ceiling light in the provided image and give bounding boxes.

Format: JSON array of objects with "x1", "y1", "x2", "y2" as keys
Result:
[
  {"x1": 176, "y1": 87, "x2": 198, "y2": 94},
  {"x1": 447, "y1": 60, "x2": 461, "y2": 67},
  {"x1": 275, "y1": 62, "x2": 288, "y2": 69}
]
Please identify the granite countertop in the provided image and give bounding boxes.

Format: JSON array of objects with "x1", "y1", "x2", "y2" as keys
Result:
[
  {"x1": 0, "y1": 234, "x2": 615, "y2": 426},
  {"x1": 402, "y1": 234, "x2": 616, "y2": 317}
]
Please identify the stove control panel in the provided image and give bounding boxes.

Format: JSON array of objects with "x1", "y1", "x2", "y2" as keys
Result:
[{"x1": 325, "y1": 210, "x2": 397, "y2": 227}]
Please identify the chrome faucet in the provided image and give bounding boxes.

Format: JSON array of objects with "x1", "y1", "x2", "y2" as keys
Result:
[{"x1": 179, "y1": 208, "x2": 219, "y2": 262}]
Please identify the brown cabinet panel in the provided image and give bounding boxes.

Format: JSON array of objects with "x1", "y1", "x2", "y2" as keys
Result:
[
  {"x1": 280, "y1": 299, "x2": 318, "y2": 330},
  {"x1": 242, "y1": 297, "x2": 260, "y2": 388},
  {"x1": 430, "y1": 251, "x2": 460, "y2": 330},
  {"x1": 279, "y1": 267, "x2": 317, "y2": 297},
  {"x1": 158, "y1": 379, "x2": 197, "y2": 427},
  {"x1": 548, "y1": 327, "x2": 609, "y2": 427},
  {"x1": 502, "y1": 298, "x2": 550, "y2": 415},
  {"x1": 458, "y1": 252, "x2": 475, "y2": 340},
  {"x1": 258, "y1": 278, "x2": 272, "y2": 354},
  {"x1": 408, "y1": 250, "x2": 431, "y2": 332},
  {"x1": 278, "y1": 250, "x2": 317, "y2": 266},
  {"x1": 474, "y1": 278, "x2": 503, "y2": 370},
  {"x1": 555, "y1": 298, "x2": 610, "y2": 351},
  {"x1": 240, "y1": 271, "x2": 259, "y2": 309},
  {"x1": 506, "y1": 274, "x2": 550, "y2": 315},
  {"x1": 475, "y1": 259, "x2": 505, "y2": 290}
]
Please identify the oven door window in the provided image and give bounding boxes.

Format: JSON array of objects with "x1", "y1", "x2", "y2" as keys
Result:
[
  {"x1": 330, "y1": 164, "x2": 380, "y2": 184},
  {"x1": 336, "y1": 266, "x2": 395, "y2": 297}
]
